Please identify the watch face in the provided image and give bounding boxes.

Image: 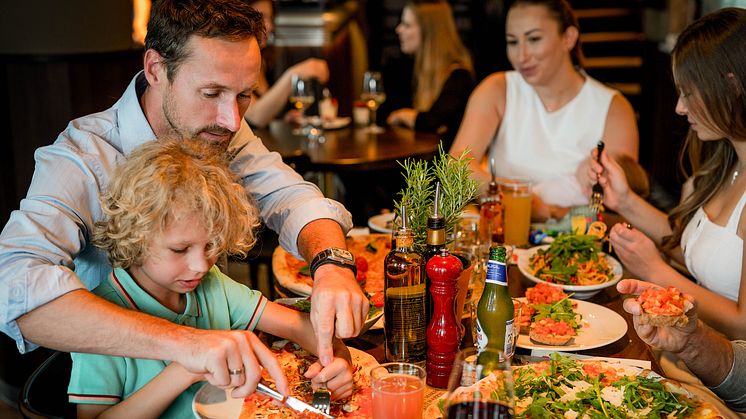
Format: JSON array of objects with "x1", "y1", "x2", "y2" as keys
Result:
[{"x1": 330, "y1": 247, "x2": 353, "y2": 261}]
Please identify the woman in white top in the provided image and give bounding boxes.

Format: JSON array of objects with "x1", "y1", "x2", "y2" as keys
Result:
[
  {"x1": 449, "y1": 0, "x2": 638, "y2": 220},
  {"x1": 593, "y1": 8, "x2": 746, "y2": 339}
]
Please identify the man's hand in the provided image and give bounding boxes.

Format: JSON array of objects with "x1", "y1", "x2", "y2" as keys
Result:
[
  {"x1": 617, "y1": 279, "x2": 697, "y2": 353},
  {"x1": 176, "y1": 329, "x2": 289, "y2": 398},
  {"x1": 310, "y1": 264, "x2": 368, "y2": 366},
  {"x1": 609, "y1": 223, "x2": 668, "y2": 281}
]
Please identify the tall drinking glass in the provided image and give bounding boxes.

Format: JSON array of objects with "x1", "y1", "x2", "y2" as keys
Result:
[
  {"x1": 444, "y1": 348, "x2": 515, "y2": 418},
  {"x1": 289, "y1": 74, "x2": 315, "y2": 136},
  {"x1": 362, "y1": 71, "x2": 386, "y2": 134},
  {"x1": 498, "y1": 178, "x2": 532, "y2": 246},
  {"x1": 371, "y1": 362, "x2": 426, "y2": 419}
]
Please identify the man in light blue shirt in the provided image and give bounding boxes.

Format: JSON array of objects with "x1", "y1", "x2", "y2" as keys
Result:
[
  {"x1": 619, "y1": 279, "x2": 746, "y2": 413},
  {"x1": 0, "y1": 0, "x2": 367, "y2": 397}
]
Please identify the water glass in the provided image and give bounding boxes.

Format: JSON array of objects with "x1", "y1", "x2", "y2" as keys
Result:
[
  {"x1": 444, "y1": 348, "x2": 515, "y2": 418},
  {"x1": 371, "y1": 362, "x2": 426, "y2": 419}
]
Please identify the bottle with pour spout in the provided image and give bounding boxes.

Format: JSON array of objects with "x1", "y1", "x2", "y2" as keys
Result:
[
  {"x1": 424, "y1": 183, "x2": 446, "y2": 324},
  {"x1": 383, "y1": 205, "x2": 427, "y2": 365}
]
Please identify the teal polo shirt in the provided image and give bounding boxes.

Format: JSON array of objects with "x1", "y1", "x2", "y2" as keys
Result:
[{"x1": 68, "y1": 266, "x2": 267, "y2": 418}]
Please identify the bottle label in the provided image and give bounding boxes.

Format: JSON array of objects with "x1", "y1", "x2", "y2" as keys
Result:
[
  {"x1": 384, "y1": 284, "x2": 427, "y2": 362},
  {"x1": 474, "y1": 317, "x2": 515, "y2": 358},
  {"x1": 475, "y1": 318, "x2": 488, "y2": 351},
  {"x1": 485, "y1": 260, "x2": 508, "y2": 286},
  {"x1": 504, "y1": 318, "x2": 515, "y2": 358}
]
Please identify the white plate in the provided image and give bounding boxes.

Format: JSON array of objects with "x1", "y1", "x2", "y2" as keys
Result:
[
  {"x1": 192, "y1": 347, "x2": 378, "y2": 419},
  {"x1": 367, "y1": 212, "x2": 396, "y2": 234},
  {"x1": 322, "y1": 116, "x2": 351, "y2": 130},
  {"x1": 515, "y1": 298, "x2": 628, "y2": 351},
  {"x1": 517, "y1": 245, "x2": 623, "y2": 299},
  {"x1": 275, "y1": 297, "x2": 383, "y2": 334}
]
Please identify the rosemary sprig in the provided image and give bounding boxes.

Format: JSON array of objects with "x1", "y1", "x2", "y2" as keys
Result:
[{"x1": 393, "y1": 145, "x2": 478, "y2": 254}]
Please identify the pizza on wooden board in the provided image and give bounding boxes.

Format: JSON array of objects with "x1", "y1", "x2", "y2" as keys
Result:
[
  {"x1": 272, "y1": 234, "x2": 390, "y2": 296},
  {"x1": 425, "y1": 354, "x2": 723, "y2": 418},
  {"x1": 238, "y1": 341, "x2": 377, "y2": 418}
]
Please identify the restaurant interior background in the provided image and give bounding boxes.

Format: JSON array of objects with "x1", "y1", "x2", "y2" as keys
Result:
[{"x1": 0, "y1": 0, "x2": 737, "y2": 413}]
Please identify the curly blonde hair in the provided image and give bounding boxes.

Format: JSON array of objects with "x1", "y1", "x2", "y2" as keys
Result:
[{"x1": 93, "y1": 138, "x2": 261, "y2": 269}]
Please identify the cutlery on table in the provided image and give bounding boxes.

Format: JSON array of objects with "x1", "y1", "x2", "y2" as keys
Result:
[
  {"x1": 590, "y1": 141, "x2": 605, "y2": 214},
  {"x1": 256, "y1": 382, "x2": 334, "y2": 418},
  {"x1": 311, "y1": 383, "x2": 332, "y2": 415}
]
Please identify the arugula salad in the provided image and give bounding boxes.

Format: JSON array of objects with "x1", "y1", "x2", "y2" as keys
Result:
[{"x1": 513, "y1": 354, "x2": 696, "y2": 418}]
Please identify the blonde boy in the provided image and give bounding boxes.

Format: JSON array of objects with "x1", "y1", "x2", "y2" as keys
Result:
[{"x1": 68, "y1": 139, "x2": 353, "y2": 419}]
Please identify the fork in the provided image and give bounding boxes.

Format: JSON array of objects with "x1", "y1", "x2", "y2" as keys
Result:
[
  {"x1": 590, "y1": 141, "x2": 606, "y2": 214},
  {"x1": 311, "y1": 383, "x2": 331, "y2": 415}
]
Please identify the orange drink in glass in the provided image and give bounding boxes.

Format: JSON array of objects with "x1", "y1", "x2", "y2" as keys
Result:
[
  {"x1": 371, "y1": 363, "x2": 426, "y2": 419},
  {"x1": 499, "y1": 178, "x2": 532, "y2": 246}
]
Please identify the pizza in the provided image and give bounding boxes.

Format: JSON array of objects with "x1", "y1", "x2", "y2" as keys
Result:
[
  {"x1": 637, "y1": 286, "x2": 694, "y2": 327},
  {"x1": 272, "y1": 234, "x2": 391, "y2": 296},
  {"x1": 239, "y1": 341, "x2": 377, "y2": 418},
  {"x1": 425, "y1": 354, "x2": 723, "y2": 418}
]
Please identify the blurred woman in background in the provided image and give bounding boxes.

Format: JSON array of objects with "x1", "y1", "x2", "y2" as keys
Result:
[
  {"x1": 243, "y1": 0, "x2": 329, "y2": 128},
  {"x1": 383, "y1": 0, "x2": 475, "y2": 149},
  {"x1": 449, "y1": 0, "x2": 638, "y2": 220}
]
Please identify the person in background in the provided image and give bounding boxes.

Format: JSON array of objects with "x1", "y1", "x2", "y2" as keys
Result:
[
  {"x1": 69, "y1": 139, "x2": 353, "y2": 418},
  {"x1": 618, "y1": 279, "x2": 746, "y2": 412},
  {"x1": 383, "y1": 0, "x2": 475, "y2": 149},
  {"x1": 592, "y1": 8, "x2": 746, "y2": 340},
  {"x1": 449, "y1": 0, "x2": 638, "y2": 220},
  {"x1": 0, "y1": 0, "x2": 367, "y2": 397},
  {"x1": 243, "y1": 0, "x2": 329, "y2": 128}
]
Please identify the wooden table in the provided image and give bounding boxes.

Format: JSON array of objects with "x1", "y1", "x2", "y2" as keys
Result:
[
  {"x1": 345, "y1": 265, "x2": 661, "y2": 373},
  {"x1": 256, "y1": 120, "x2": 441, "y2": 222},
  {"x1": 255, "y1": 120, "x2": 441, "y2": 172}
]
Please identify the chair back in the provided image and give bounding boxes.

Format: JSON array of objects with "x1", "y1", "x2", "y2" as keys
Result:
[{"x1": 18, "y1": 351, "x2": 76, "y2": 419}]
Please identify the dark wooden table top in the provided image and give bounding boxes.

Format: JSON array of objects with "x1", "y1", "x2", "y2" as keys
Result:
[
  {"x1": 255, "y1": 120, "x2": 441, "y2": 172},
  {"x1": 345, "y1": 264, "x2": 661, "y2": 373}
]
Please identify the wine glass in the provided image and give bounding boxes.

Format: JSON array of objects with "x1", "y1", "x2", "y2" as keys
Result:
[
  {"x1": 444, "y1": 348, "x2": 515, "y2": 418},
  {"x1": 362, "y1": 71, "x2": 386, "y2": 134},
  {"x1": 289, "y1": 74, "x2": 315, "y2": 136}
]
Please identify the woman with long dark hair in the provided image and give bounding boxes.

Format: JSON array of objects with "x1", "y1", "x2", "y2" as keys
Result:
[{"x1": 595, "y1": 8, "x2": 746, "y2": 339}]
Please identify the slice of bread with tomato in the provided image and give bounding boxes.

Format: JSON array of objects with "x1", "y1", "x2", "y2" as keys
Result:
[{"x1": 637, "y1": 286, "x2": 693, "y2": 327}]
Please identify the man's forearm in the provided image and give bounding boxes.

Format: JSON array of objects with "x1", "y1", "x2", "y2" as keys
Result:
[
  {"x1": 17, "y1": 289, "x2": 188, "y2": 360},
  {"x1": 675, "y1": 320, "x2": 734, "y2": 387},
  {"x1": 297, "y1": 219, "x2": 348, "y2": 262}
]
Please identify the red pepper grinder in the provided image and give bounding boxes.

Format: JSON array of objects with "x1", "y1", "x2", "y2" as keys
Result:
[{"x1": 426, "y1": 248, "x2": 463, "y2": 388}]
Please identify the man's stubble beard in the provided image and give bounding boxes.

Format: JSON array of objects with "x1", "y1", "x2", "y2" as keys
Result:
[{"x1": 161, "y1": 87, "x2": 234, "y2": 148}]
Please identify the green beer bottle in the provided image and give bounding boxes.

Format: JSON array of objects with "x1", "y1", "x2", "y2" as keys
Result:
[{"x1": 475, "y1": 245, "x2": 515, "y2": 363}]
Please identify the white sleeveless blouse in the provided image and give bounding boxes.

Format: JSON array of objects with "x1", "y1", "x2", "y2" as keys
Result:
[
  {"x1": 680, "y1": 191, "x2": 746, "y2": 302},
  {"x1": 489, "y1": 71, "x2": 617, "y2": 207}
]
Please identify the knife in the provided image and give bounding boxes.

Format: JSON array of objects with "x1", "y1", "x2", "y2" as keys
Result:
[{"x1": 256, "y1": 382, "x2": 335, "y2": 418}]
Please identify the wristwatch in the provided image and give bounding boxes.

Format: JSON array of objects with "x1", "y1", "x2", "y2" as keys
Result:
[{"x1": 309, "y1": 247, "x2": 357, "y2": 278}]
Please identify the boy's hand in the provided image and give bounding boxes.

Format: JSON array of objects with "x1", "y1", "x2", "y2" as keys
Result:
[{"x1": 304, "y1": 357, "x2": 354, "y2": 400}]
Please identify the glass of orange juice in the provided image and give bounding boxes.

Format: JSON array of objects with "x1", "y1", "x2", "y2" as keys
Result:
[
  {"x1": 498, "y1": 178, "x2": 532, "y2": 246},
  {"x1": 371, "y1": 362, "x2": 426, "y2": 419}
]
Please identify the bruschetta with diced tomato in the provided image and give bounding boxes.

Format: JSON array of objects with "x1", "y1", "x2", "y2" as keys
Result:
[
  {"x1": 637, "y1": 286, "x2": 693, "y2": 327},
  {"x1": 529, "y1": 317, "x2": 576, "y2": 345}
]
